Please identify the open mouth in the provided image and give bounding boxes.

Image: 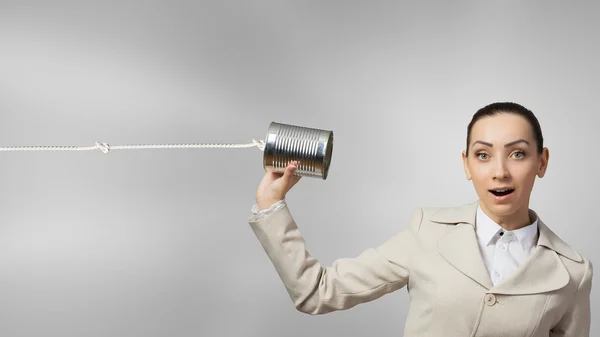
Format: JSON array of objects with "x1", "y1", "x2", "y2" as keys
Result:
[{"x1": 489, "y1": 188, "x2": 515, "y2": 197}]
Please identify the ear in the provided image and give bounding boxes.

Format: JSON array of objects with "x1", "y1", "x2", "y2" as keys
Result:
[
  {"x1": 537, "y1": 147, "x2": 549, "y2": 178},
  {"x1": 462, "y1": 151, "x2": 472, "y2": 180}
]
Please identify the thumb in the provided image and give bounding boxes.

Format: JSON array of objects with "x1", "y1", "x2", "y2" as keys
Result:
[{"x1": 281, "y1": 161, "x2": 298, "y2": 186}]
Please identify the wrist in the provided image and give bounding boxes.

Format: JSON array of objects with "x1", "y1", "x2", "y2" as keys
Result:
[{"x1": 256, "y1": 197, "x2": 283, "y2": 211}]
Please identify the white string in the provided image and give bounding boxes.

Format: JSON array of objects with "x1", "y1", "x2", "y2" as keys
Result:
[{"x1": 0, "y1": 139, "x2": 266, "y2": 154}]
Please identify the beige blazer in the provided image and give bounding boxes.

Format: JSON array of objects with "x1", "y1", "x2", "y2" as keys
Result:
[{"x1": 248, "y1": 200, "x2": 593, "y2": 337}]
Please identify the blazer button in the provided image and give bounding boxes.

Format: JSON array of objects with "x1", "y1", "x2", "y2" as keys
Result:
[{"x1": 484, "y1": 294, "x2": 496, "y2": 306}]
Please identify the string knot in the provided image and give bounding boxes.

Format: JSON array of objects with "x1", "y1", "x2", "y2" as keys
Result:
[
  {"x1": 252, "y1": 139, "x2": 265, "y2": 151},
  {"x1": 95, "y1": 141, "x2": 111, "y2": 153}
]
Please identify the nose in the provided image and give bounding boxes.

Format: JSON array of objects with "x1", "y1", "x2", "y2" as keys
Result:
[{"x1": 493, "y1": 158, "x2": 510, "y2": 180}]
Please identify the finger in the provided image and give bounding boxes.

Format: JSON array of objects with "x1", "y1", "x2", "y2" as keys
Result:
[
  {"x1": 287, "y1": 162, "x2": 302, "y2": 187},
  {"x1": 281, "y1": 161, "x2": 297, "y2": 183}
]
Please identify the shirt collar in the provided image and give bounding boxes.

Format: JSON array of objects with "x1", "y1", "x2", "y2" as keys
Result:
[{"x1": 475, "y1": 205, "x2": 539, "y2": 250}]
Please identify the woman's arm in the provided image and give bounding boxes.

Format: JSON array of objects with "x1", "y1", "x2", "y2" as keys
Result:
[
  {"x1": 248, "y1": 204, "x2": 423, "y2": 315},
  {"x1": 550, "y1": 259, "x2": 593, "y2": 336}
]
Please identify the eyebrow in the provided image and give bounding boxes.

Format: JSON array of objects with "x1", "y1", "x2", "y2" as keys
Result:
[{"x1": 471, "y1": 139, "x2": 530, "y2": 148}]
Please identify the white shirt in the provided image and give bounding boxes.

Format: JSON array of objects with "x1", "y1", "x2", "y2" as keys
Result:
[
  {"x1": 475, "y1": 205, "x2": 539, "y2": 286},
  {"x1": 251, "y1": 201, "x2": 539, "y2": 286},
  {"x1": 251, "y1": 199, "x2": 287, "y2": 220}
]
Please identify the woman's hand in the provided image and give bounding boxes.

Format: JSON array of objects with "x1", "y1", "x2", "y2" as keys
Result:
[{"x1": 256, "y1": 161, "x2": 302, "y2": 210}]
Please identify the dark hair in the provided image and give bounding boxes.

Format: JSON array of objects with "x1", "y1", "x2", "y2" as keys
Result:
[{"x1": 466, "y1": 102, "x2": 544, "y2": 155}]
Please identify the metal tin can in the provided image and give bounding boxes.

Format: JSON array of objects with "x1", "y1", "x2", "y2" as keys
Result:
[{"x1": 263, "y1": 122, "x2": 334, "y2": 180}]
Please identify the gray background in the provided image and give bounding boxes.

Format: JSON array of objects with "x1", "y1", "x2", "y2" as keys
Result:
[{"x1": 0, "y1": 1, "x2": 598, "y2": 336}]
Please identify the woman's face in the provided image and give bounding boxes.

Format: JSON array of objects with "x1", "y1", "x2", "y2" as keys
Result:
[{"x1": 462, "y1": 113, "x2": 549, "y2": 224}]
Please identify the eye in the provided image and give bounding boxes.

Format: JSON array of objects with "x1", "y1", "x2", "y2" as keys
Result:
[
  {"x1": 476, "y1": 152, "x2": 489, "y2": 160},
  {"x1": 511, "y1": 151, "x2": 525, "y2": 159}
]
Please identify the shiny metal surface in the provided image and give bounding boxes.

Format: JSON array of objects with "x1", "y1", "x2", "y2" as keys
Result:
[{"x1": 263, "y1": 122, "x2": 334, "y2": 180}]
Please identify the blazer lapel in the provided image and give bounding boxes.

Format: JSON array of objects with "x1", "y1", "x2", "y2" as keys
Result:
[
  {"x1": 491, "y1": 215, "x2": 581, "y2": 295},
  {"x1": 431, "y1": 201, "x2": 494, "y2": 290},
  {"x1": 430, "y1": 201, "x2": 582, "y2": 295}
]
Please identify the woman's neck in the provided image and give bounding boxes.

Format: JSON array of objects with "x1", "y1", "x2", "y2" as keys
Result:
[{"x1": 481, "y1": 203, "x2": 532, "y2": 231}]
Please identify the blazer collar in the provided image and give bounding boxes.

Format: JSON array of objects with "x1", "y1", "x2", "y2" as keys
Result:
[
  {"x1": 431, "y1": 200, "x2": 581, "y2": 295},
  {"x1": 429, "y1": 200, "x2": 582, "y2": 262}
]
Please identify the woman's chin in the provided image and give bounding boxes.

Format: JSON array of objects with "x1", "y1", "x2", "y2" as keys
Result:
[{"x1": 482, "y1": 197, "x2": 521, "y2": 215}]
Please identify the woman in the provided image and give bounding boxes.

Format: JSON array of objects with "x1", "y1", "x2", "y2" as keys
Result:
[{"x1": 248, "y1": 102, "x2": 592, "y2": 336}]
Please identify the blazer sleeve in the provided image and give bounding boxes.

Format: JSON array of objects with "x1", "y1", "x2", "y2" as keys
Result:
[
  {"x1": 550, "y1": 259, "x2": 593, "y2": 337},
  {"x1": 248, "y1": 203, "x2": 423, "y2": 315}
]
